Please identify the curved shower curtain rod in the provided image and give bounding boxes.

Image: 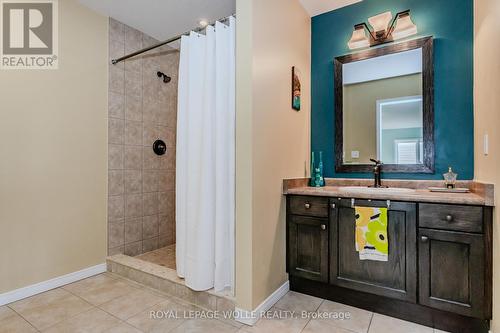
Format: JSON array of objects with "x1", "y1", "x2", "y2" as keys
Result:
[{"x1": 111, "y1": 14, "x2": 236, "y2": 65}]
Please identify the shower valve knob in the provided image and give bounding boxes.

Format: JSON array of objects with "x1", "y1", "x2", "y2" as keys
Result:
[{"x1": 153, "y1": 140, "x2": 167, "y2": 156}]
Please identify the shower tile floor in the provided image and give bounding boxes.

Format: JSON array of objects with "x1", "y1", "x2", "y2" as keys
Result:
[{"x1": 136, "y1": 244, "x2": 176, "y2": 270}]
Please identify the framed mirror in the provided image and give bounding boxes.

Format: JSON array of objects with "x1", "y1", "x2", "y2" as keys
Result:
[{"x1": 334, "y1": 37, "x2": 434, "y2": 173}]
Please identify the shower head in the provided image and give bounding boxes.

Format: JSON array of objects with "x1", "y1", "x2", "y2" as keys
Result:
[{"x1": 157, "y1": 71, "x2": 171, "y2": 83}]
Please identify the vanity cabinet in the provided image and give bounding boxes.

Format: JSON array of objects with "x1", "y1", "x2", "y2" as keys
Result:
[
  {"x1": 418, "y1": 228, "x2": 484, "y2": 318},
  {"x1": 287, "y1": 196, "x2": 329, "y2": 282},
  {"x1": 416, "y1": 202, "x2": 489, "y2": 318},
  {"x1": 330, "y1": 199, "x2": 417, "y2": 302},
  {"x1": 286, "y1": 194, "x2": 493, "y2": 333},
  {"x1": 288, "y1": 215, "x2": 329, "y2": 282}
]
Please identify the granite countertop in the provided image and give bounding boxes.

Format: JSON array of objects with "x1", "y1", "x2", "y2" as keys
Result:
[{"x1": 283, "y1": 178, "x2": 494, "y2": 206}]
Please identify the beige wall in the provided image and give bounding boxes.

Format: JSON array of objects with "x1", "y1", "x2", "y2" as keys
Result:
[
  {"x1": 235, "y1": 0, "x2": 311, "y2": 310},
  {"x1": 474, "y1": 0, "x2": 500, "y2": 330},
  {"x1": 235, "y1": 0, "x2": 254, "y2": 311},
  {"x1": 0, "y1": 0, "x2": 108, "y2": 293},
  {"x1": 343, "y1": 74, "x2": 421, "y2": 163}
]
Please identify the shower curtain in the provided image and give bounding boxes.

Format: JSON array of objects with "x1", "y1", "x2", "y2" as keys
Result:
[{"x1": 176, "y1": 17, "x2": 235, "y2": 292}]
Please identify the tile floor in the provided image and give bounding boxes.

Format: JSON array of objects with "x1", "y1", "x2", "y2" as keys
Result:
[
  {"x1": 136, "y1": 244, "x2": 176, "y2": 269},
  {"x1": 0, "y1": 273, "x2": 448, "y2": 333}
]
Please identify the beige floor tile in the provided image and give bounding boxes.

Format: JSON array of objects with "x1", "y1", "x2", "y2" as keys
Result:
[
  {"x1": 368, "y1": 314, "x2": 433, "y2": 333},
  {"x1": 9, "y1": 288, "x2": 92, "y2": 331},
  {"x1": 302, "y1": 319, "x2": 355, "y2": 333},
  {"x1": 63, "y1": 274, "x2": 115, "y2": 293},
  {"x1": 240, "y1": 315, "x2": 309, "y2": 333},
  {"x1": 42, "y1": 308, "x2": 121, "y2": 333},
  {"x1": 0, "y1": 306, "x2": 38, "y2": 333},
  {"x1": 126, "y1": 299, "x2": 192, "y2": 332},
  {"x1": 170, "y1": 319, "x2": 239, "y2": 333},
  {"x1": 217, "y1": 317, "x2": 244, "y2": 330},
  {"x1": 63, "y1": 274, "x2": 139, "y2": 306},
  {"x1": 104, "y1": 322, "x2": 143, "y2": 333},
  {"x1": 317, "y1": 300, "x2": 372, "y2": 333},
  {"x1": 99, "y1": 288, "x2": 166, "y2": 320},
  {"x1": 274, "y1": 291, "x2": 323, "y2": 313}
]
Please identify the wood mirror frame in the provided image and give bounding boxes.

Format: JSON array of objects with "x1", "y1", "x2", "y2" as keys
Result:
[{"x1": 334, "y1": 36, "x2": 434, "y2": 173}]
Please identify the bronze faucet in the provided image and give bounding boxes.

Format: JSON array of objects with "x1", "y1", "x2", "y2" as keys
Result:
[{"x1": 369, "y1": 159, "x2": 387, "y2": 188}]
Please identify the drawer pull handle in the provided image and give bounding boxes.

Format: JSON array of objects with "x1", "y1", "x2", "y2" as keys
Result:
[
  {"x1": 304, "y1": 203, "x2": 311, "y2": 209},
  {"x1": 446, "y1": 215, "x2": 454, "y2": 222},
  {"x1": 320, "y1": 224, "x2": 327, "y2": 230},
  {"x1": 421, "y1": 236, "x2": 429, "y2": 243}
]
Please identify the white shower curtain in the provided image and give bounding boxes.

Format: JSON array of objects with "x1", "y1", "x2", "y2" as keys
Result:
[{"x1": 176, "y1": 17, "x2": 235, "y2": 292}]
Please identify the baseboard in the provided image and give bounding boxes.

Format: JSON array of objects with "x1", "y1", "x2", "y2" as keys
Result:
[
  {"x1": 234, "y1": 280, "x2": 289, "y2": 326},
  {"x1": 0, "y1": 263, "x2": 106, "y2": 306}
]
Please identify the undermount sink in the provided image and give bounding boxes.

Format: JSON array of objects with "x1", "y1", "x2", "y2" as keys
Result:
[{"x1": 338, "y1": 186, "x2": 416, "y2": 193}]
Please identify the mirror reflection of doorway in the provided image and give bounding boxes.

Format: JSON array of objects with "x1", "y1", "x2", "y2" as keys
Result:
[{"x1": 376, "y1": 96, "x2": 423, "y2": 164}]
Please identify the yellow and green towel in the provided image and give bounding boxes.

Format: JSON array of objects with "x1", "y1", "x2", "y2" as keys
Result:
[{"x1": 355, "y1": 206, "x2": 388, "y2": 261}]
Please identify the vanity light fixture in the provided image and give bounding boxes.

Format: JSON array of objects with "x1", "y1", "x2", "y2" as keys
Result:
[{"x1": 347, "y1": 10, "x2": 417, "y2": 50}]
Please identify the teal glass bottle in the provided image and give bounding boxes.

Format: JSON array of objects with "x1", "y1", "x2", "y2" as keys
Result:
[
  {"x1": 318, "y1": 151, "x2": 325, "y2": 187},
  {"x1": 309, "y1": 152, "x2": 315, "y2": 187}
]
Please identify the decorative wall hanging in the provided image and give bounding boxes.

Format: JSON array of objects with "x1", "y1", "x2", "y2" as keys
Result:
[{"x1": 292, "y1": 66, "x2": 302, "y2": 111}]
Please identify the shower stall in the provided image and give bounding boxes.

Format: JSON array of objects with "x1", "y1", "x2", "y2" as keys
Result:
[{"x1": 106, "y1": 16, "x2": 235, "y2": 306}]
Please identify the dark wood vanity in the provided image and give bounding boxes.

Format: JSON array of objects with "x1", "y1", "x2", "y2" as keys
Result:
[{"x1": 285, "y1": 181, "x2": 493, "y2": 333}]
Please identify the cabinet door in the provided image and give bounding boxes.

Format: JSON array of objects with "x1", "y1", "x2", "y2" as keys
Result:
[
  {"x1": 288, "y1": 215, "x2": 329, "y2": 282},
  {"x1": 330, "y1": 199, "x2": 417, "y2": 302},
  {"x1": 419, "y1": 228, "x2": 485, "y2": 318}
]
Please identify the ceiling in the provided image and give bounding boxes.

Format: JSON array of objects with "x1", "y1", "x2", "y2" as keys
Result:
[
  {"x1": 78, "y1": 0, "x2": 235, "y2": 41},
  {"x1": 78, "y1": 0, "x2": 359, "y2": 44},
  {"x1": 299, "y1": 0, "x2": 362, "y2": 17}
]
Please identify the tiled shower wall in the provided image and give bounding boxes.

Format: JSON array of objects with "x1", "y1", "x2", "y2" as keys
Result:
[{"x1": 107, "y1": 18, "x2": 178, "y2": 256}]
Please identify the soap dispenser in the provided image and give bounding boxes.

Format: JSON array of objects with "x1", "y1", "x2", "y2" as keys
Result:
[{"x1": 443, "y1": 167, "x2": 458, "y2": 189}]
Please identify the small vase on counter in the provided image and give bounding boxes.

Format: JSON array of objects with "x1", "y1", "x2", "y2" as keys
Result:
[{"x1": 309, "y1": 151, "x2": 325, "y2": 187}]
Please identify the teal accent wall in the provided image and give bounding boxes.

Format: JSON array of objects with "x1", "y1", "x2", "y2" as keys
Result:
[{"x1": 311, "y1": 0, "x2": 474, "y2": 179}]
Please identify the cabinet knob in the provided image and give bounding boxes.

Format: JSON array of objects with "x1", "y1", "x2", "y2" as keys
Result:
[
  {"x1": 446, "y1": 215, "x2": 454, "y2": 222},
  {"x1": 320, "y1": 224, "x2": 327, "y2": 230},
  {"x1": 304, "y1": 203, "x2": 311, "y2": 209},
  {"x1": 331, "y1": 203, "x2": 336, "y2": 209},
  {"x1": 421, "y1": 236, "x2": 429, "y2": 243}
]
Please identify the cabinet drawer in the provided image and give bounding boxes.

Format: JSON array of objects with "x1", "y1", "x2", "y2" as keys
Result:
[
  {"x1": 419, "y1": 203, "x2": 483, "y2": 233},
  {"x1": 289, "y1": 196, "x2": 329, "y2": 217}
]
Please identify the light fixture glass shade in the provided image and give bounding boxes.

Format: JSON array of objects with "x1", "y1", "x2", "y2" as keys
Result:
[
  {"x1": 392, "y1": 14, "x2": 417, "y2": 40},
  {"x1": 368, "y1": 11, "x2": 392, "y2": 33},
  {"x1": 348, "y1": 27, "x2": 370, "y2": 50}
]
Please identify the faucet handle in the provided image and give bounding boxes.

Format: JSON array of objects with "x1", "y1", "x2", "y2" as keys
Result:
[{"x1": 370, "y1": 158, "x2": 382, "y2": 165}]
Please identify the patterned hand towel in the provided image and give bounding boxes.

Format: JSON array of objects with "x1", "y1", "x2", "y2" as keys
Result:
[{"x1": 355, "y1": 206, "x2": 388, "y2": 262}]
